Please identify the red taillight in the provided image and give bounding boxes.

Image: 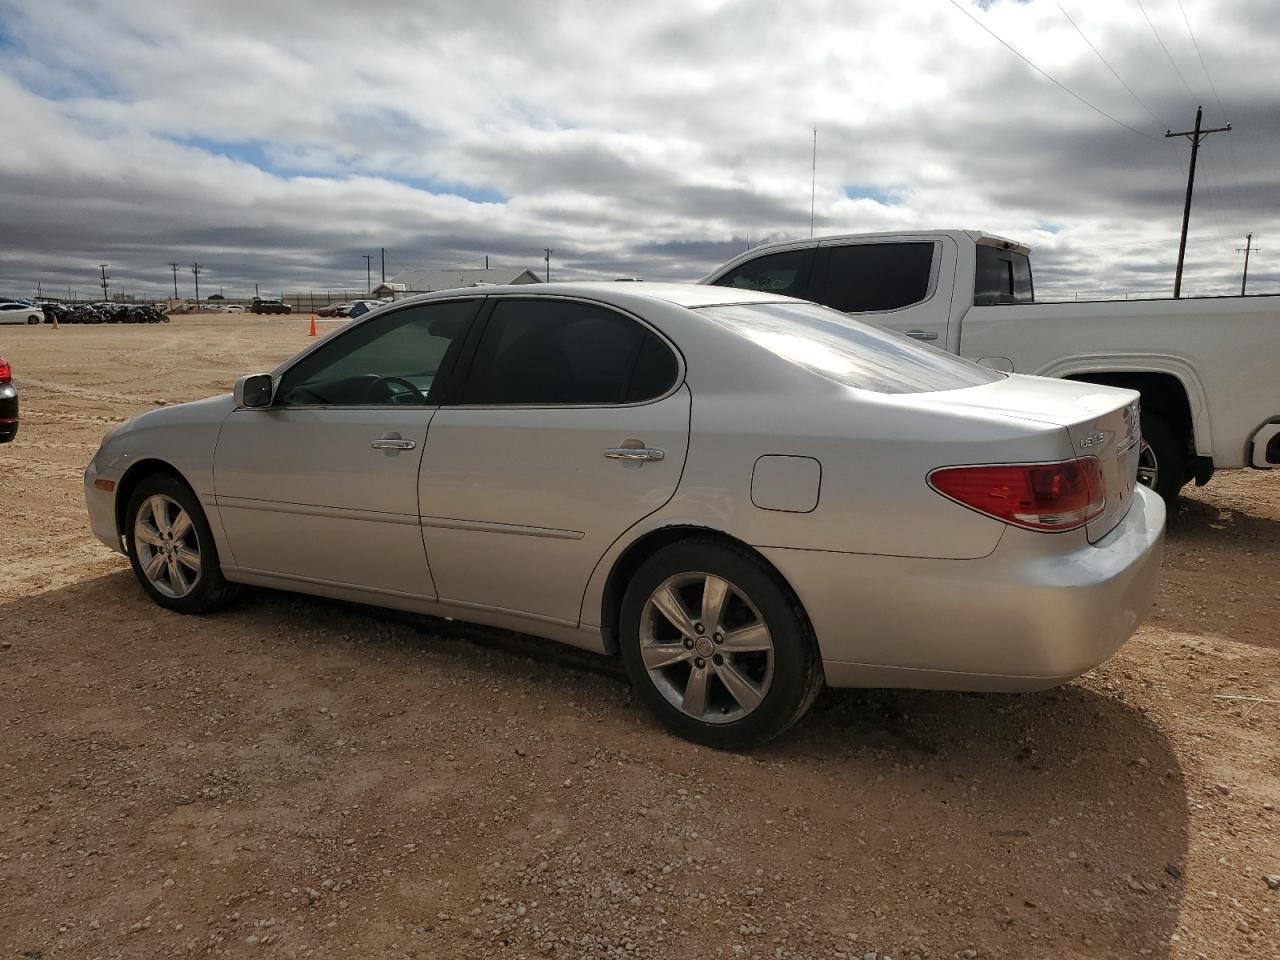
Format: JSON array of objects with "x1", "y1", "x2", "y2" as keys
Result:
[
  {"x1": 929, "y1": 457, "x2": 1105, "y2": 532},
  {"x1": 0, "y1": 357, "x2": 10, "y2": 383}
]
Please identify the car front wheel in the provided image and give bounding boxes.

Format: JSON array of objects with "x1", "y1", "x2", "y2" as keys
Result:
[
  {"x1": 125, "y1": 473, "x2": 239, "y2": 613},
  {"x1": 619, "y1": 539, "x2": 822, "y2": 749}
]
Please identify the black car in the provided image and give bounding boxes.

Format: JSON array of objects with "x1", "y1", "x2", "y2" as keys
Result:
[
  {"x1": 0, "y1": 356, "x2": 17, "y2": 443},
  {"x1": 250, "y1": 297, "x2": 293, "y2": 315}
]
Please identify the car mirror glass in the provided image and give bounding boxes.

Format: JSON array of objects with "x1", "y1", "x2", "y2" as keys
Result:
[{"x1": 234, "y1": 374, "x2": 274, "y2": 408}]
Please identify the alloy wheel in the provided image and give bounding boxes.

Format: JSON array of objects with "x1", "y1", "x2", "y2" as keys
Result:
[
  {"x1": 1137, "y1": 438, "x2": 1158, "y2": 490},
  {"x1": 133, "y1": 494, "x2": 202, "y2": 599},
  {"x1": 639, "y1": 572, "x2": 775, "y2": 724}
]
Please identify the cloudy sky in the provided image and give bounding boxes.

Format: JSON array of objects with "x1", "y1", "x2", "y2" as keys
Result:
[{"x1": 0, "y1": 0, "x2": 1275, "y2": 301}]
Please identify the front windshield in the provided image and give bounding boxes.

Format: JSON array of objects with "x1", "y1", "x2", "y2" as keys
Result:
[{"x1": 696, "y1": 301, "x2": 1002, "y2": 394}]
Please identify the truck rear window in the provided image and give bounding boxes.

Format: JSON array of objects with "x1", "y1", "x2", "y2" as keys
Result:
[
  {"x1": 696, "y1": 301, "x2": 1003, "y2": 394},
  {"x1": 974, "y1": 246, "x2": 1034, "y2": 305}
]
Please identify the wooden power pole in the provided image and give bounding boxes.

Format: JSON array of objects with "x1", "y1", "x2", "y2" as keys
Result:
[
  {"x1": 1236, "y1": 233, "x2": 1257, "y2": 295},
  {"x1": 1165, "y1": 106, "x2": 1231, "y2": 299}
]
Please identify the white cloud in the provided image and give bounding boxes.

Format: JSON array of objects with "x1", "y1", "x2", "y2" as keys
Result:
[{"x1": 0, "y1": 0, "x2": 1276, "y2": 300}]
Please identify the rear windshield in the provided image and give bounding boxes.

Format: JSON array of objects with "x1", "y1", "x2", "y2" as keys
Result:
[
  {"x1": 974, "y1": 245, "x2": 1034, "y2": 305},
  {"x1": 695, "y1": 301, "x2": 1003, "y2": 394}
]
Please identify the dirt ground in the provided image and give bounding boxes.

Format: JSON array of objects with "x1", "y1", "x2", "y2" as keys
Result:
[{"x1": 1, "y1": 315, "x2": 1277, "y2": 960}]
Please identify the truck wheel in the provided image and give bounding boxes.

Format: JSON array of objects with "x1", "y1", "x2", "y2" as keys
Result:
[{"x1": 1138, "y1": 412, "x2": 1185, "y2": 505}]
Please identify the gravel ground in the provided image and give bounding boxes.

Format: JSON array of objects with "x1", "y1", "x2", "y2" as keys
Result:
[{"x1": 1, "y1": 315, "x2": 1277, "y2": 960}]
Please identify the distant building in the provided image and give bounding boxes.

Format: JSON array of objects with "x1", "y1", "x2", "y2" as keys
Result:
[{"x1": 375, "y1": 267, "x2": 540, "y2": 297}]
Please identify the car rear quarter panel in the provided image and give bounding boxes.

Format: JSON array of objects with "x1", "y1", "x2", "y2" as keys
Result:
[{"x1": 579, "y1": 312, "x2": 1077, "y2": 628}]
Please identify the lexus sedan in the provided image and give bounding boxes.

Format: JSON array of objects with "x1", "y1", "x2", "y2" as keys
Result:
[{"x1": 84, "y1": 283, "x2": 1164, "y2": 748}]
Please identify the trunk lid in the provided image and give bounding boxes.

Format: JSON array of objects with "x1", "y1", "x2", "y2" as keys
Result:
[{"x1": 929, "y1": 375, "x2": 1142, "y2": 541}]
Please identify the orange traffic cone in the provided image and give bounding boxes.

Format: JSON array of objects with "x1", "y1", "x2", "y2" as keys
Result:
[{"x1": 308, "y1": 314, "x2": 317, "y2": 337}]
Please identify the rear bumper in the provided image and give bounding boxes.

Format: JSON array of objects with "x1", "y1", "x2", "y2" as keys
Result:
[
  {"x1": 762, "y1": 484, "x2": 1166, "y2": 692},
  {"x1": 0, "y1": 384, "x2": 17, "y2": 442}
]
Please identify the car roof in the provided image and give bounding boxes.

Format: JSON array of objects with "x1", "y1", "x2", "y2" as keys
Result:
[{"x1": 396, "y1": 281, "x2": 800, "y2": 311}]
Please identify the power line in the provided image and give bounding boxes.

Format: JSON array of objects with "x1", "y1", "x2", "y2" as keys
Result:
[
  {"x1": 1133, "y1": 0, "x2": 1198, "y2": 102},
  {"x1": 1175, "y1": 0, "x2": 1229, "y2": 121},
  {"x1": 945, "y1": 0, "x2": 1164, "y2": 142},
  {"x1": 1053, "y1": 1, "x2": 1169, "y2": 129},
  {"x1": 1175, "y1": 0, "x2": 1243, "y2": 220}
]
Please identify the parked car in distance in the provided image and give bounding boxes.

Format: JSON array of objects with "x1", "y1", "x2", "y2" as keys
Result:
[
  {"x1": 346, "y1": 299, "x2": 385, "y2": 319},
  {"x1": 40, "y1": 302, "x2": 70, "y2": 324},
  {"x1": 85, "y1": 282, "x2": 1164, "y2": 748},
  {"x1": 250, "y1": 298, "x2": 293, "y2": 315},
  {"x1": 223, "y1": 305, "x2": 245, "y2": 313},
  {"x1": 0, "y1": 301, "x2": 42, "y2": 325},
  {"x1": 700, "y1": 230, "x2": 1280, "y2": 503},
  {"x1": 0, "y1": 356, "x2": 18, "y2": 442}
]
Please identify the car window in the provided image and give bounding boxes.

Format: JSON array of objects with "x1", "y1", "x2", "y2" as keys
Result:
[
  {"x1": 974, "y1": 245, "x2": 1034, "y2": 305},
  {"x1": 461, "y1": 299, "x2": 678, "y2": 406},
  {"x1": 817, "y1": 242, "x2": 936, "y2": 313},
  {"x1": 696, "y1": 301, "x2": 1002, "y2": 394},
  {"x1": 711, "y1": 249, "x2": 814, "y2": 298},
  {"x1": 277, "y1": 299, "x2": 478, "y2": 406}
]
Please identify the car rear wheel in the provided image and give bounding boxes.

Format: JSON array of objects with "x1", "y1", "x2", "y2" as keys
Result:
[
  {"x1": 619, "y1": 539, "x2": 822, "y2": 749},
  {"x1": 125, "y1": 474, "x2": 239, "y2": 613},
  {"x1": 1137, "y1": 412, "x2": 1185, "y2": 505}
]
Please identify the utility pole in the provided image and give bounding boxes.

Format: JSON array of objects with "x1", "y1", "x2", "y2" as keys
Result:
[
  {"x1": 99, "y1": 264, "x2": 110, "y2": 301},
  {"x1": 485, "y1": 255, "x2": 489, "y2": 269},
  {"x1": 255, "y1": 282, "x2": 259, "y2": 298},
  {"x1": 191, "y1": 262, "x2": 201, "y2": 302},
  {"x1": 362, "y1": 254, "x2": 373, "y2": 294},
  {"x1": 544, "y1": 248, "x2": 554, "y2": 283},
  {"x1": 168, "y1": 262, "x2": 180, "y2": 299},
  {"x1": 1166, "y1": 106, "x2": 1231, "y2": 298},
  {"x1": 1236, "y1": 233, "x2": 1257, "y2": 295},
  {"x1": 380, "y1": 247, "x2": 386, "y2": 284}
]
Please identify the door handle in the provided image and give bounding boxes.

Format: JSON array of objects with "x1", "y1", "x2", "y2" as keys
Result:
[
  {"x1": 604, "y1": 446, "x2": 665, "y2": 462},
  {"x1": 371, "y1": 438, "x2": 416, "y2": 450},
  {"x1": 906, "y1": 329, "x2": 939, "y2": 341}
]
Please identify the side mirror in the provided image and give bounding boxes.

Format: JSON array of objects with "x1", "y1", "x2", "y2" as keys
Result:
[{"x1": 234, "y1": 374, "x2": 274, "y2": 409}]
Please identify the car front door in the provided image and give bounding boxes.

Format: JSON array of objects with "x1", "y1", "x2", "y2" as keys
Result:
[
  {"x1": 810, "y1": 239, "x2": 952, "y2": 346},
  {"x1": 418, "y1": 296, "x2": 690, "y2": 626},
  {"x1": 213, "y1": 298, "x2": 480, "y2": 597}
]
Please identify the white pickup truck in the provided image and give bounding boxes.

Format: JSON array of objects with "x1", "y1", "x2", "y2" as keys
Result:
[{"x1": 700, "y1": 230, "x2": 1280, "y2": 503}]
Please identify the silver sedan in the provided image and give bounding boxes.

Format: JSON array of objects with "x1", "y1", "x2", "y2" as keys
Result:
[{"x1": 84, "y1": 283, "x2": 1164, "y2": 748}]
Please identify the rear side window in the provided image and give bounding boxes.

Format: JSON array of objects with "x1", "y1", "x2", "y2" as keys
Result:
[
  {"x1": 461, "y1": 299, "x2": 678, "y2": 405},
  {"x1": 817, "y1": 242, "x2": 936, "y2": 312},
  {"x1": 696, "y1": 301, "x2": 1002, "y2": 394},
  {"x1": 711, "y1": 249, "x2": 814, "y2": 298},
  {"x1": 974, "y1": 246, "x2": 1034, "y2": 305}
]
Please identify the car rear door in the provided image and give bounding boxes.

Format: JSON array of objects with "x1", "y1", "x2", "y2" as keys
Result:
[
  {"x1": 213, "y1": 298, "x2": 481, "y2": 596},
  {"x1": 705, "y1": 246, "x2": 818, "y2": 299},
  {"x1": 809, "y1": 237, "x2": 953, "y2": 346},
  {"x1": 417, "y1": 296, "x2": 690, "y2": 625}
]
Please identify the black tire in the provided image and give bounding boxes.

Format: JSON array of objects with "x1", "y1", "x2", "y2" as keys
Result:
[
  {"x1": 1139, "y1": 412, "x2": 1186, "y2": 505},
  {"x1": 619, "y1": 538, "x2": 823, "y2": 749},
  {"x1": 27, "y1": 316, "x2": 39, "y2": 324},
  {"x1": 125, "y1": 473, "x2": 240, "y2": 614}
]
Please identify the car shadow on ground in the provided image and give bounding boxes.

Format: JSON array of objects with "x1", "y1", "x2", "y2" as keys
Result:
[
  {"x1": 1167, "y1": 492, "x2": 1280, "y2": 546},
  {"x1": 3, "y1": 571, "x2": 1190, "y2": 957}
]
